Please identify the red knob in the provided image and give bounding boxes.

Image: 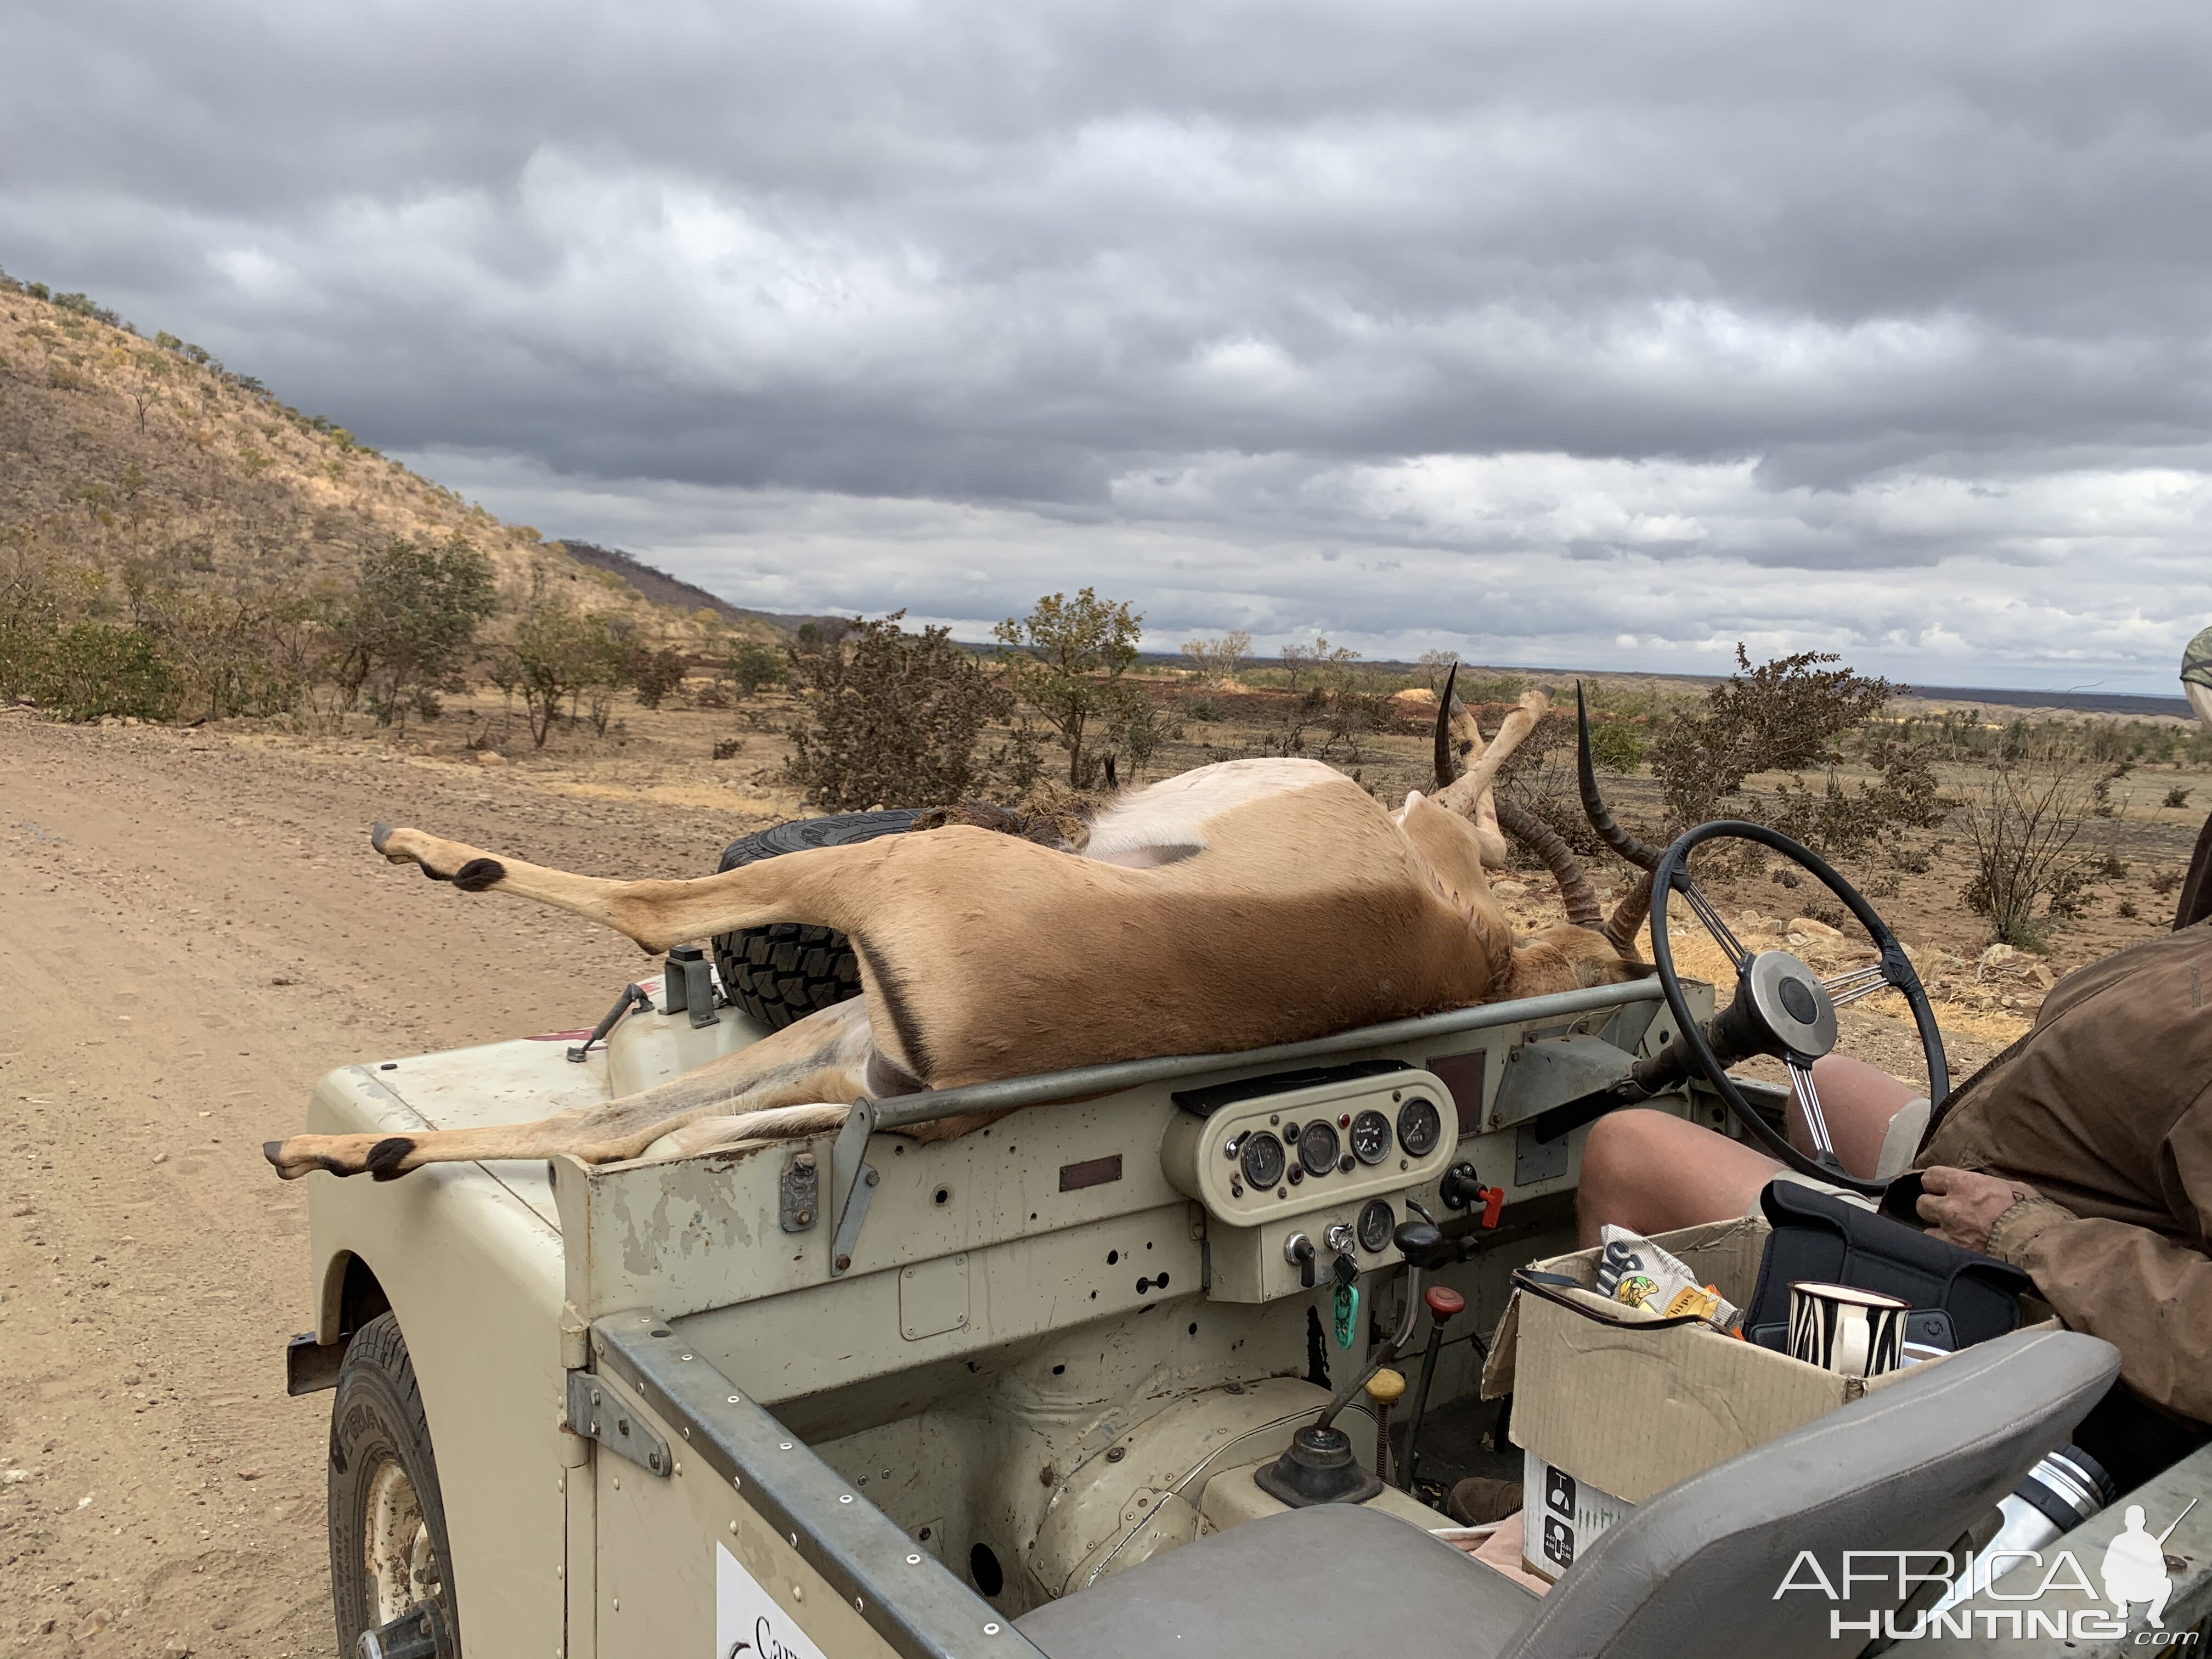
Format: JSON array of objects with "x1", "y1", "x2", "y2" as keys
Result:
[{"x1": 1424, "y1": 1285, "x2": 1466, "y2": 1322}]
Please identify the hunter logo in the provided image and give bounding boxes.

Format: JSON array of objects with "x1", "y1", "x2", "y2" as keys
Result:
[
  {"x1": 1774, "y1": 1499, "x2": 2201, "y2": 1643},
  {"x1": 2101, "y1": 1501, "x2": 2198, "y2": 1629}
]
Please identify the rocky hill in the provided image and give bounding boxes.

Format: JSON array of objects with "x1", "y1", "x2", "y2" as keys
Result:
[
  {"x1": 0, "y1": 272, "x2": 769, "y2": 649},
  {"x1": 554, "y1": 539, "x2": 847, "y2": 637}
]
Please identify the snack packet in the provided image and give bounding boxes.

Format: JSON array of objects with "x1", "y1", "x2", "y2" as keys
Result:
[{"x1": 1594, "y1": 1226, "x2": 1740, "y2": 1328}]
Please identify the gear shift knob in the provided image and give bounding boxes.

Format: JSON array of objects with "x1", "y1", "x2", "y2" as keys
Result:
[
  {"x1": 1423, "y1": 1285, "x2": 1466, "y2": 1323},
  {"x1": 1393, "y1": 1220, "x2": 1448, "y2": 1269}
]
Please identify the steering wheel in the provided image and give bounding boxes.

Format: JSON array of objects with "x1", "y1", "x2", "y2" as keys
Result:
[{"x1": 1646, "y1": 821, "x2": 1949, "y2": 1197}]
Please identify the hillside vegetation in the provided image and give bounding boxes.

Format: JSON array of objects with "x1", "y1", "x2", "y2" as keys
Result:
[{"x1": 0, "y1": 270, "x2": 772, "y2": 727}]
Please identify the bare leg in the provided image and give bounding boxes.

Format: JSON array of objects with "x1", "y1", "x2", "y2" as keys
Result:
[
  {"x1": 1578, "y1": 1058, "x2": 1922, "y2": 1244},
  {"x1": 1577, "y1": 1109, "x2": 1781, "y2": 1246},
  {"x1": 263, "y1": 997, "x2": 875, "y2": 1180},
  {"x1": 1793, "y1": 1054, "x2": 1922, "y2": 1179}
]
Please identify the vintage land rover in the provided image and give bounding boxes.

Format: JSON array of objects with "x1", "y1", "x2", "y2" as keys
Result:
[{"x1": 280, "y1": 815, "x2": 2209, "y2": 1659}]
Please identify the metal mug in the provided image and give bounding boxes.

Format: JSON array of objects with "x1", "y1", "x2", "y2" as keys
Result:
[{"x1": 1787, "y1": 1281, "x2": 1910, "y2": 1378}]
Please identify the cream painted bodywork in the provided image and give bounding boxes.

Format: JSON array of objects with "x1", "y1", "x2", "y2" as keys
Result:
[{"x1": 298, "y1": 973, "x2": 1717, "y2": 1657}]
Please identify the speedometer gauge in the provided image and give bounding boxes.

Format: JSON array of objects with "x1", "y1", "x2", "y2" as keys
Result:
[
  {"x1": 1239, "y1": 1130, "x2": 1286, "y2": 1191},
  {"x1": 1349, "y1": 1109, "x2": 1391, "y2": 1166},
  {"x1": 1396, "y1": 1094, "x2": 1443, "y2": 1158}
]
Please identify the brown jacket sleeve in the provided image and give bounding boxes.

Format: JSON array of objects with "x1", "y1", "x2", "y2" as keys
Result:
[{"x1": 1986, "y1": 1082, "x2": 2212, "y2": 1422}]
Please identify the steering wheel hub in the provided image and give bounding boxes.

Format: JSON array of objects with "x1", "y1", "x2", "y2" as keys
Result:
[{"x1": 1724, "y1": 950, "x2": 1839, "y2": 1062}]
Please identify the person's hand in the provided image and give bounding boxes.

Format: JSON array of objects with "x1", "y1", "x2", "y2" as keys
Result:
[{"x1": 1917, "y1": 1166, "x2": 2040, "y2": 1252}]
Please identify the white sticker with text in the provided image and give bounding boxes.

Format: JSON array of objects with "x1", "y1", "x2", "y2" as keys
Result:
[{"x1": 716, "y1": 1541, "x2": 832, "y2": 1659}]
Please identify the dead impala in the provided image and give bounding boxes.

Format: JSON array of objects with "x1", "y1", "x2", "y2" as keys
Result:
[{"x1": 263, "y1": 679, "x2": 1654, "y2": 1183}]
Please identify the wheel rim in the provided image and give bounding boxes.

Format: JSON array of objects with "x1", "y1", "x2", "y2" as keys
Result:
[{"x1": 363, "y1": 1457, "x2": 440, "y2": 1626}]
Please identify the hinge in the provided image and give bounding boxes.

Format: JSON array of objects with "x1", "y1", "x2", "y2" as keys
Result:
[{"x1": 565, "y1": 1370, "x2": 671, "y2": 1476}]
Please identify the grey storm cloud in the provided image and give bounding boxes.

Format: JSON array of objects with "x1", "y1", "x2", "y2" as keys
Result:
[{"x1": 7, "y1": 0, "x2": 2212, "y2": 684}]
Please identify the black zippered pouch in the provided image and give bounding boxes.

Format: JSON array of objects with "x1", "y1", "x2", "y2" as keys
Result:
[{"x1": 1745, "y1": 1180, "x2": 2030, "y2": 1350}]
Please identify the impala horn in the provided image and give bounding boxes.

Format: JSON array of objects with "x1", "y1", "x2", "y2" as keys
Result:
[
  {"x1": 1602, "y1": 870, "x2": 1655, "y2": 958},
  {"x1": 1574, "y1": 681, "x2": 1661, "y2": 957},
  {"x1": 1494, "y1": 799, "x2": 1603, "y2": 931},
  {"x1": 1577, "y1": 681, "x2": 1663, "y2": 871},
  {"x1": 1432, "y1": 662, "x2": 1472, "y2": 787},
  {"x1": 1431, "y1": 671, "x2": 1601, "y2": 931}
]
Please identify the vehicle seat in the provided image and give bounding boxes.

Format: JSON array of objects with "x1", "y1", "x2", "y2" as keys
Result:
[{"x1": 1013, "y1": 1328, "x2": 2119, "y2": 1659}]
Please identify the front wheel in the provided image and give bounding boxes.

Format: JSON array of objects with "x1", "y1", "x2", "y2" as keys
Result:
[{"x1": 329, "y1": 1312, "x2": 461, "y2": 1657}]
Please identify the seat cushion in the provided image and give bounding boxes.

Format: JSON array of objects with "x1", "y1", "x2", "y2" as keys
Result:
[{"x1": 1014, "y1": 1503, "x2": 1538, "y2": 1659}]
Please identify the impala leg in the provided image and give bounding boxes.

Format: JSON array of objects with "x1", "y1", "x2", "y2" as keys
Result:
[
  {"x1": 263, "y1": 998, "x2": 875, "y2": 1180},
  {"x1": 1430, "y1": 687, "x2": 1550, "y2": 860},
  {"x1": 366, "y1": 821, "x2": 878, "y2": 952},
  {"x1": 1443, "y1": 692, "x2": 1508, "y2": 867}
]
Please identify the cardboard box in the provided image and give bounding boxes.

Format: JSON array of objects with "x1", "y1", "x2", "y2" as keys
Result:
[
  {"x1": 1521, "y1": 1449, "x2": 1635, "y2": 1582},
  {"x1": 1481, "y1": 1215, "x2": 2046, "y2": 1509}
]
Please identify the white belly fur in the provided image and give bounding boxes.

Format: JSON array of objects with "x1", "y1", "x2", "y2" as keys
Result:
[{"x1": 1081, "y1": 757, "x2": 1346, "y2": 867}]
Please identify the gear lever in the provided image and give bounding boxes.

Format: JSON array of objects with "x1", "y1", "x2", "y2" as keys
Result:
[{"x1": 1255, "y1": 1220, "x2": 1442, "y2": 1508}]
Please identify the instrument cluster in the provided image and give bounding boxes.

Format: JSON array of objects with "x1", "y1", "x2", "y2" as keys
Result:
[
  {"x1": 1160, "y1": 1064, "x2": 1457, "y2": 1229},
  {"x1": 1227, "y1": 1093, "x2": 1444, "y2": 1202}
]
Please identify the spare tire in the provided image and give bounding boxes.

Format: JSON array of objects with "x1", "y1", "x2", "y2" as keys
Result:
[{"x1": 711, "y1": 810, "x2": 919, "y2": 1029}]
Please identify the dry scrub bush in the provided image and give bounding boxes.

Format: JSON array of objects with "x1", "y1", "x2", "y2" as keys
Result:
[
  {"x1": 1246, "y1": 638, "x2": 1398, "y2": 766},
  {"x1": 1957, "y1": 729, "x2": 2128, "y2": 948},
  {"x1": 493, "y1": 594, "x2": 633, "y2": 747},
  {"x1": 993, "y1": 589, "x2": 1144, "y2": 788},
  {"x1": 1180, "y1": 630, "x2": 1251, "y2": 688},
  {"x1": 785, "y1": 613, "x2": 1037, "y2": 811},
  {"x1": 628, "y1": 646, "x2": 690, "y2": 710},
  {"x1": 1636, "y1": 647, "x2": 1946, "y2": 868}
]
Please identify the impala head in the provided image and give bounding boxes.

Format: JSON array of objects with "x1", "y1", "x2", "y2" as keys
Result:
[{"x1": 1430, "y1": 669, "x2": 1654, "y2": 989}]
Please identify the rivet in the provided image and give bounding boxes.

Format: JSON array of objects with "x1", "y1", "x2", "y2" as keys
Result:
[
  {"x1": 984, "y1": 1622, "x2": 1001, "y2": 1637},
  {"x1": 734, "y1": 1475, "x2": 743, "y2": 1490},
  {"x1": 613, "y1": 1476, "x2": 621, "y2": 1489},
  {"x1": 780, "y1": 1441, "x2": 793, "y2": 1451},
  {"x1": 682, "y1": 1426, "x2": 691, "y2": 1439},
  {"x1": 839, "y1": 1494, "x2": 854, "y2": 1504},
  {"x1": 612, "y1": 1599, "x2": 619, "y2": 1612},
  {"x1": 906, "y1": 1554, "x2": 922, "y2": 1565},
  {"x1": 681, "y1": 1353, "x2": 693, "y2": 1361},
  {"x1": 730, "y1": 1520, "x2": 738, "y2": 1533},
  {"x1": 792, "y1": 1585, "x2": 804, "y2": 1603},
  {"x1": 855, "y1": 1598, "x2": 864, "y2": 1611},
  {"x1": 728, "y1": 1395, "x2": 742, "y2": 1404},
  {"x1": 674, "y1": 1462, "x2": 682, "y2": 1475}
]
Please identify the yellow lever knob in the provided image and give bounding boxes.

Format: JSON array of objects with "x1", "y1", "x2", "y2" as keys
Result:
[{"x1": 1364, "y1": 1367, "x2": 1407, "y2": 1406}]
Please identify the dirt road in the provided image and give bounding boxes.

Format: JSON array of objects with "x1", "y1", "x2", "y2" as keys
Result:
[{"x1": 0, "y1": 716, "x2": 774, "y2": 1656}]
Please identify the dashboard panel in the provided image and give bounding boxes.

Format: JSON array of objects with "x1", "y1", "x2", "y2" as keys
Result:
[{"x1": 1159, "y1": 1063, "x2": 1458, "y2": 1301}]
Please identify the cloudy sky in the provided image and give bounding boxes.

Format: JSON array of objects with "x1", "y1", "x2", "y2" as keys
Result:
[{"x1": 8, "y1": 1, "x2": 2212, "y2": 690}]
